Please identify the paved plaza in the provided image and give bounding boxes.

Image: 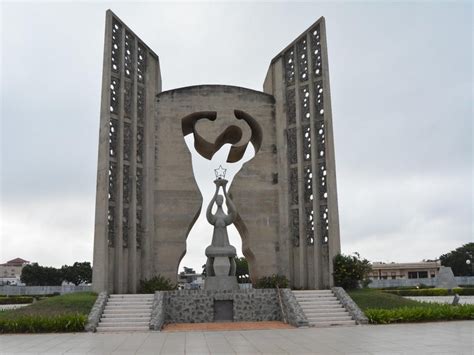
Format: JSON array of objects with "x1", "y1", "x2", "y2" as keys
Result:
[{"x1": 0, "y1": 321, "x2": 472, "y2": 354}]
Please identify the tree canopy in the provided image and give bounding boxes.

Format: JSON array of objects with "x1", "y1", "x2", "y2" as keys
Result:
[{"x1": 439, "y1": 243, "x2": 474, "y2": 276}]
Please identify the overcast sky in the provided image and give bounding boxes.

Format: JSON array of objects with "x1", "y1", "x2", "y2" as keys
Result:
[{"x1": 1, "y1": 1, "x2": 472, "y2": 273}]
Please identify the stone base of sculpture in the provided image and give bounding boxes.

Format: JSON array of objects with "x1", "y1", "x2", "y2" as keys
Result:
[
  {"x1": 204, "y1": 275, "x2": 239, "y2": 291},
  {"x1": 203, "y1": 178, "x2": 241, "y2": 291}
]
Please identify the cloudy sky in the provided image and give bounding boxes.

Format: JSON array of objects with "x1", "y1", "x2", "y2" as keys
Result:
[{"x1": 1, "y1": 1, "x2": 472, "y2": 273}]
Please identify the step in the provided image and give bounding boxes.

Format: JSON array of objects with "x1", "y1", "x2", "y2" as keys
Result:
[
  {"x1": 103, "y1": 309, "x2": 152, "y2": 315},
  {"x1": 98, "y1": 321, "x2": 150, "y2": 327},
  {"x1": 102, "y1": 313, "x2": 151, "y2": 318},
  {"x1": 109, "y1": 294, "x2": 154, "y2": 297},
  {"x1": 295, "y1": 295, "x2": 335, "y2": 299},
  {"x1": 96, "y1": 326, "x2": 150, "y2": 332},
  {"x1": 309, "y1": 320, "x2": 355, "y2": 327},
  {"x1": 104, "y1": 305, "x2": 152, "y2": 309},
  {"x1": 108, "y1": 298, "x2": 154, "y2": 302},
  {"x1": 106, "y1": 301, "x2": 153, "y2": 306},
  {"x1": 99, "y1": 318, "x2": 150, "y2": 325},
  {"x1": 304, "y1": 310, "x2": 349, "y2": 317},
  {"x1": 297, "y1": 299, "x2": 340, "y2": 304},
  {"x1": 293, "y1": 290, "x2": 333, "y2": 294},
  {"x1": 307, "y1": 315, "x2": 353, "y2": 322}
]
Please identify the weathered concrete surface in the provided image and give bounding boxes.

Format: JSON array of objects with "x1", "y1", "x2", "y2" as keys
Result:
[
  {"x1": 436, "y1": 266, "x2": 459, "y2": 289},
  {"x1": 154, "y1": 85, "x2": 279, "y2": 283}
]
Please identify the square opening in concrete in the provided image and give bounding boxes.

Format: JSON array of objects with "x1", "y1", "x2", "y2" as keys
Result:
[{"x1": 213, "y1": 300, "x2": 233, "y2": 322}]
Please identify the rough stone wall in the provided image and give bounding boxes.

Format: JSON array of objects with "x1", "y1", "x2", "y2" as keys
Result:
[
  {"x1": 149, "y1": 291, "x2": 165, "y2": 330},
  {"x1": 85, "y1": 292, "x2": 108, "y2": 332},
  {"x1": 332, "y1": 287, "x2": 368, "y2": 324},
  {"x1": 280, "y1": 288, "x2": 309, "y2": 327},
  {"x1": 161, "y1": 289, "x2": 281, "y2": 324}
]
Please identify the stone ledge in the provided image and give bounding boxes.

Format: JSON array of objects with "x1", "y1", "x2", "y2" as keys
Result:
[
  {"x1": 331, "y1": 287, "x2": 368, "y2": 324},
  {"x1": 84, "y1": 291, "x2": 108, "y2": 332}
]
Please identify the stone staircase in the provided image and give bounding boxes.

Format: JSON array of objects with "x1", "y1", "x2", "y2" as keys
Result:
[
  {"x1": 293, "y1": 290, "x2": 356, "y2": 327},
  {"x1": 96, "y1": 294, "x2": 154, "y2": 332}
]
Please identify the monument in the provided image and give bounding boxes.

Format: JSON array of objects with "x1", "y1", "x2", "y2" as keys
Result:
[{"x1": 93, "y1": 10, "x2": 341, "y2": 293}]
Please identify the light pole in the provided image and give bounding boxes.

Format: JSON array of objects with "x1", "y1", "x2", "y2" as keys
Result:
[{"x1": 466, "y1": 259, "x2": 473, "y2": 276}]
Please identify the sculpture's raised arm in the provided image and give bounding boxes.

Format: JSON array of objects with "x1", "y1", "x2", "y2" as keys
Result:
[
  {"x1": 222, "y1": 182, "x2": 236, "y2": 225},
  {"x1": 206, "y1": 182, "x2": 219, "y2": 224}
]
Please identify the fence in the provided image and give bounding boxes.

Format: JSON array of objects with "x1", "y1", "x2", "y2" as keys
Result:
[
  {"x1": 368, "y1": 276, "x2": 474, "y2": 289},
  {"x1": 0, "y1": 285, "x2": 92, "y2": 296}
]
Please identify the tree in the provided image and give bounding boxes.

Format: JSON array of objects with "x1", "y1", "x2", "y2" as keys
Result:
[
  {"x1": 333, "y1": 252, "x2": 372, "y2": 290},
  {"x1": 21, "y1": 263, "x2": 63, "y2": 286},
  {"x1": 235, "y1": 257, "x2": 250, "y2": 283},
  {"x1": 61, "y1": 262, "x2": 92, "y2": 285},
  {"x1": 439, "y1": 243, "x2": 474, "y2": 276}
]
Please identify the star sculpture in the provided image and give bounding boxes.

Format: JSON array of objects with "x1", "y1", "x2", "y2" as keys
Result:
[{"x1": 214, "y1": 165, "x2": 227, "y2": 180}]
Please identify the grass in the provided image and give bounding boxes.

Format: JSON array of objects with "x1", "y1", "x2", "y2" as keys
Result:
[
  {"x1": 347, "y1": 288, "x2": 474, "y2": 324},
  {"x1": 0, "y1": 292, "x2": 97, "y2": 319},
  {"x1": 347, "y1": 288, "x2": 423, "y2": 311},
  {"x1": 0, "y1": 292, "x2": 97, "y2": 333}
]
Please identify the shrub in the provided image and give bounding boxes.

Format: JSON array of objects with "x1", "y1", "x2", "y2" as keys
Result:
[
  {"x1": 0, "y1": 296, "x2": 34, "y2": 305},
  {"x1": 382, "y1": 288, "x2": 474, "y2": 297},
  {"x1": 0, "y1": 314, "x2": 86, "y2": 333},
  {"x1": 254, "y1": 274, "x2": 289, "y2": 289},
  {"x1": 333, "y1": 253, "x2": 372, "y2": 290},
  {"x1": 138, "y1": 275, "x2": 176, "y2": 293},
  {"x1": 365, "y1": 304, "x2": 474, "y2": 324}
]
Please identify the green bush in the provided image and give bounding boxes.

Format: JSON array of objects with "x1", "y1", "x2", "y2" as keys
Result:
[
  {"x1": 383, "y1": 288, "x2": 474, "y2": 297},
  {"x1": 0, "y1": 314, "x2": 86, "y2": 333},
  {"x1": 0, "y1": 297, "x2": 34, "y2": 305},
  {"x1": 333, "y1": 253, "x2": 372, "y2": 290},
  {"x1": 365, "y1": 304, "x2": 474, "y2": 324},
  {"x1": 138, "y1": 275, "x2": 176, "y2": 293},
  {"x1": 254, "y1": 274, "x2": 289, "y2": 289}
]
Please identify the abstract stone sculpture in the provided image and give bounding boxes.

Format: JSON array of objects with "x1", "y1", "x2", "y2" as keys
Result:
[{"x1": 204, "y1": 178, "x2": 239, "y2": 291}]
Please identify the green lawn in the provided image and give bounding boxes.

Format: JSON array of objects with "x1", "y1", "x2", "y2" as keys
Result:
[
  {"x1": 0, "y1": 292, "x2": 96, "y2": 325},
  {"x1": 347, "y1": 288, "x2": 426, "y2": 310},
  {"x1": 347, "y1": 288, "x2": 474, "y2": 324}
]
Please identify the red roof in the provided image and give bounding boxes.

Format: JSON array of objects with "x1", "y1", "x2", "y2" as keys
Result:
[{"x1": 1, "y1": 258, "x2": 30, "y2": 266}]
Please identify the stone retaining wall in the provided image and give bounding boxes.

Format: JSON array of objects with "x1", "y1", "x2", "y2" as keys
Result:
[
  {"x1": 332, "y1": 287, "x2": 368, "y2": 324},
  {"x1": 161, "y1": 289, "x2": 281, "y2": 324},
  {"x1": 280, "y1": 289, "x2": 309, "y2": 327},
  {"x1": 84, "y1": 291, "x2": 108, "y2": 332}
]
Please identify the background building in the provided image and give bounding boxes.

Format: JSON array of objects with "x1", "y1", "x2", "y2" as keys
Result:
[
  {"x1": 0, "y1": 257, "x2": 30, "y2": 285},
  {"x1": 369, "y1": 261, "x2": 440, "y2": 280}
]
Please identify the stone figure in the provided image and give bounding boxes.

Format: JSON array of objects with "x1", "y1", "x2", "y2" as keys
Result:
[{"x1": 204, "y1": 178, "x2": 239, "y2": 290}]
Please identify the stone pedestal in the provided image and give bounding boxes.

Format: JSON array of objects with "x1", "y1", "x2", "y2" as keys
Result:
[{"x1": 205, "y1": 276, "x2": 239, "y2": 291}]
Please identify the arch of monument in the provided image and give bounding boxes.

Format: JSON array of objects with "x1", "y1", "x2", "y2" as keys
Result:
[{"x1": 92, "y1": 10, "x2": 341, "y2": 293}]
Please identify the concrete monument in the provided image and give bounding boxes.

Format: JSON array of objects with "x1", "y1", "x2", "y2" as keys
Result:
[{"x1": 93, "y1": 10, "x2": 341, "y2": 293}]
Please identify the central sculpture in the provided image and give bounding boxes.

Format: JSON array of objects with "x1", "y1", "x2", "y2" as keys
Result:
[{"x1": 204, "y1": 176, "x2": 239, "y2": 290}]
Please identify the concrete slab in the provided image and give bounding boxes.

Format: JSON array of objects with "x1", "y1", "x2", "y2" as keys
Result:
[{"x1": 0, "y1": 321, "x2": 472, "y2": 354}]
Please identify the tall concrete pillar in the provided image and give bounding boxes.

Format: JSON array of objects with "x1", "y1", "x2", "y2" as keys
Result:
[
  {"x1": 92, "y1": 10, "x2": 162, "y2": 293},
  {"x1": 264, "y1": 17, "x2": 341, "y2": 289}
]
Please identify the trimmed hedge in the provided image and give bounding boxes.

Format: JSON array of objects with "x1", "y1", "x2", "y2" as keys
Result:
[
  {"x1": 365, "y1": 304, "x2": 474, "y2": 324},
  {"x1": 383, "y1": 288, "x2": 474, "y2": 297},
  {"x1": 0, "y1": 314, "x2": 87, "y2": 333},
  {"x1": 0, "y1": 296, "x2": 34, "y2": 305}
]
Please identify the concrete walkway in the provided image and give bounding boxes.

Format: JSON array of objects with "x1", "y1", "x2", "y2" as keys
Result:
[{"x1": 0, "y1": 321, "x2": 472, "y2": 354}]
